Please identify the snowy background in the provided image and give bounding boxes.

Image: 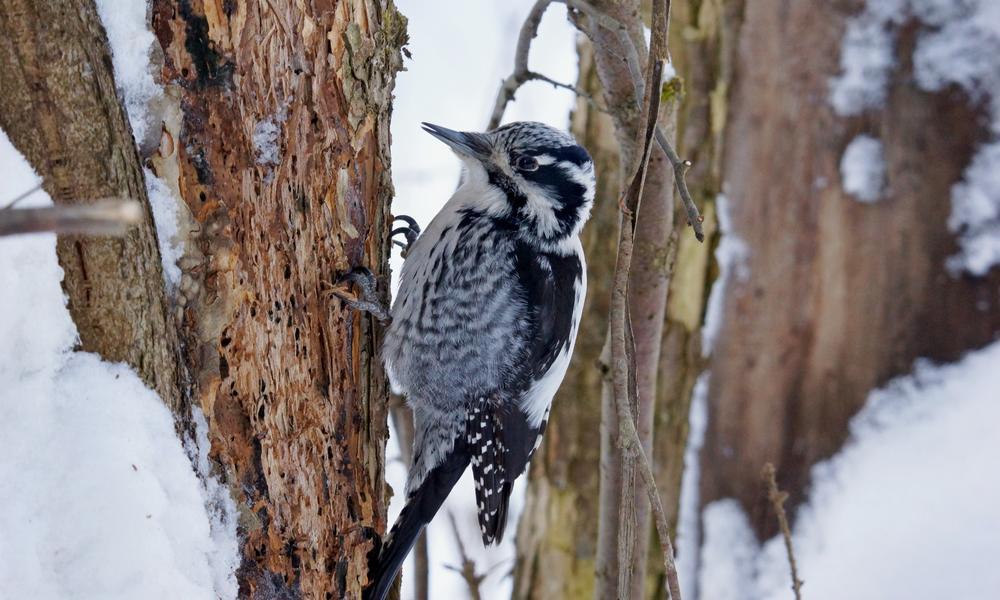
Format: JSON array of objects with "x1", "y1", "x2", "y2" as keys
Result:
[{"x1": 1, "y1": 0, "x2": 999, "y2": 599}]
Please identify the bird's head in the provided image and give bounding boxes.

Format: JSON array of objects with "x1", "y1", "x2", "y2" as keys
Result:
[{"x1": 423, "y1": 121, "x2": 595, "y2": 251}]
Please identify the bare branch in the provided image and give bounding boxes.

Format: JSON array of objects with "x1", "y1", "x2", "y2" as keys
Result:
[
  {"x1": 763, "y1": 463, "x2": 804, "y2": 600},
  {"x1": 444, "y1": 510, "x2": 486, "y2": 600},
  {"x1": 0, "y1": 199, "x2": 143, "y2": 237},
  {"x1": 1, "y1": 182, "x2": 43, "y2": 210},
  {"x1": 487, "y1": 0, "x2": 555, "y2": 130}
]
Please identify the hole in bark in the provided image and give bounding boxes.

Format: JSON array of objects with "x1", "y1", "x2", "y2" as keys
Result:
[
  {"x1": 181, "y1": 67, "x2": 189, "y2": 77},
  {"x1": 274, "y1": 300, "x2": 282, "y2": 311},
  {"x1": 220, "y1": 333, "x2": 232, "y2": 347},
  {"x1": 294, "y1": 328, "x2": 300, "y2": 341},
  {"x1": 284, "y1": 264, "x2": 291, "y2": 279},
  {"x1": 259, "y1": 379, "x2": 266, "y2": 393},
  {"x1": 219, "y1": 356, "x2": 229, "y2": 379},
  {"x1": 257, "y1": 404, "x2": 265, "y2": 420},
  {"x1": 199, "y1": 191, "x2": 206, "y2": 202},
  {"x1": 250, "y1": 305, "x2": 257, "y2": 317}
]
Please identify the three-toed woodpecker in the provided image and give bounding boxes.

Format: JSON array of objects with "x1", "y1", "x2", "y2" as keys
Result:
[{"x1": 366, "y1": 121, "x2": 595, "y2": 600}]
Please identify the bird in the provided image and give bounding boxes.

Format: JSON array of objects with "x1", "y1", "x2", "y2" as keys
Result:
[{"x1": 360, "y1": 120, "x2": 595, "y2": 600}]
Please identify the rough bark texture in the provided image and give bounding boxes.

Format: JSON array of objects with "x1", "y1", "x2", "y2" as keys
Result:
[
  {"x1": 148, "y1": 1, "x2": 406, "y2": 597},
  {"x1": 0, "y1": 0, "x2": 184, "y2": 412},
  {"x1": 701, "y1": 0, "x2": 1000, "y2": 541}
]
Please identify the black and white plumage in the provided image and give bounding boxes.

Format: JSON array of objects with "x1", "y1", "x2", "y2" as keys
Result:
[{"x1": 365, "y1": 121, "x2": 595, "y2": 600}]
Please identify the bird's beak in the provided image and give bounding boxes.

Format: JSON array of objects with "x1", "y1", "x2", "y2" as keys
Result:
[{"x1": 421, "y1": 122, "x2": 492, "y2": 161}]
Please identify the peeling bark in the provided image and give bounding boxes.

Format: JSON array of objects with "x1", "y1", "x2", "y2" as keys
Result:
[
  {"x1": 148, "y1": 1, "x2": 406, "y2": 597},
  {"x1": 0, "y1": 0, "x2": 184, "y2": 412},
  {"x1": 701, "y1": 0, "x2": 1000, "y2": 541}
]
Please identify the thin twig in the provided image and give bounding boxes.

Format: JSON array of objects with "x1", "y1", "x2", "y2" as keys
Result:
[
  {"x1": 655, "y1": 128, "x2": 704, "y2": 241},
  {"x1": 487, "y1": 0, "x2": 609, "y2": 131},
  {"x1": 1, "y1": 182, "x2": 43, "y2": 210},
  {"x1": 487, "y1": 0, "x2": 554, "y2": 130},
  {"x1": 763, "y1": 463, "x2": 804, "y2": 600},
  {"x1": 443, "y1": 510, "x2": 486, "y2": 600},
  {"x1": 0, "y1": 199, "x2": 143, "y2": 237}
]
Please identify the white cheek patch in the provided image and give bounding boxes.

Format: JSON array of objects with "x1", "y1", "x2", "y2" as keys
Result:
[{"x1": 523, "y1": 187, "x2": 561, "y2": 237}]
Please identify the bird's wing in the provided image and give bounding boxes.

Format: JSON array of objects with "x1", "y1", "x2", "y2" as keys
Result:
[{"x1": 466, "y1": 242, "x2": 583, "y2": 545}]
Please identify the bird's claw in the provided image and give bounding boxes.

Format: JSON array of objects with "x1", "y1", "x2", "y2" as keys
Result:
[
  {"x1": 391, "y1": 215, "x2": 421, "y2": 258},
  {"x1": 324, "y1": 267, "x2": 391, "y2": 325}
]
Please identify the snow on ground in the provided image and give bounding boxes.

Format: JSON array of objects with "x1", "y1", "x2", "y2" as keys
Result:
[
  {"x1": 831, "y1": 0, "x2": 1000, "y2": 275},
  {"x1": 840, "y1": 134, "x2": 886, "y2": 203},
  {"x1": 388, "y1": 1, "x2": 578, "y2": 597},
  {"x1": 697, "y1": 340, "x2": 1000, "y2": 600},
  {"x1": 0, "y1": 131, "x2": 238, "y2": 599}
]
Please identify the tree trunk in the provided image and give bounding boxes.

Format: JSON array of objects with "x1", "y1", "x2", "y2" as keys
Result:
[
  {"x1": 148, "y1": 1, "x2": 406, "y2": 597},
  {"x1": 0, "y1": 0, "x2": 184, "y2": 412},
  {"x1": 700, "y1": 0, "x2": 1000, "y2": 541}
]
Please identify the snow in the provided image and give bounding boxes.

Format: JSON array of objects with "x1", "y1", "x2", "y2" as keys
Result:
[
  {"x1": 675, "y1": 374, "x2": 709, "y2": 600},
  {"x1": 701, "y1": 193, "x2": 749, "y2": 358},
  {"x1": 388, "y1": 1, "x2": 578, "y2": 597},
  {"x1": 94, "y1": 0, "x2": 162, "y2": 145},
  {"x1": 696, "y1": 340, "x2": 1000, "y2": 600},
  {"x1": 829, "y1": 13, "x2": 896, "y2": 115},
  {"x1": 839, "y1": 134, "x2": 886, "y2": 203},
  {"x1": 144, "y1": 168, "x2": 183, "y2": 287},
  {"x1": 831, "y1": 0, "x2": 1000, "y2": 274},
  {"x1": 0, "y1": 130, "x2": 238, "y2": 599}
]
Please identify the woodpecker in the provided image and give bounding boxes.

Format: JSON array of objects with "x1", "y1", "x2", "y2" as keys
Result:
[{"x1": 358, "y1": 121, "x2": 595, "y2": 600}]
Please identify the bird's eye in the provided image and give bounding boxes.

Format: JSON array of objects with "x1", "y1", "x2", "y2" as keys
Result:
[{"x1": 515, "y1": 155, "x2": 539, "y2": 172}]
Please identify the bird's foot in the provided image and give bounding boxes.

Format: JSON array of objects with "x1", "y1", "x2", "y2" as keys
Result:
[
  {"x1": 324, "y1": 267, "x2": 391, "y2": 325},
  {"x1": 391, "y1": 215, "x2": 421, "y2": 258}
]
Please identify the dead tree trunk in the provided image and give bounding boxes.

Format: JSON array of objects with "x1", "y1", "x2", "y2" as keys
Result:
[
  {"x1": 146, "y1": 1, "x2": 406, "y2": 597},
  {"x1": 0, "y1": 0, "x2": 184, "y2": 412},
  {"x1": 700, "y1": 0, "x2": 1000, "y2": 541}
]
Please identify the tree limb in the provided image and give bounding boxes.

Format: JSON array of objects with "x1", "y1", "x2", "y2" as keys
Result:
[
  {"x1": 763, "y1": 463, "x2": 804, "y2": 600},
  {"x1": 0, "y1": 199, "x2": 143, "y2": 237},
  {"x1": 444, "y1": 510, "x2": 486, "y2": 600}
]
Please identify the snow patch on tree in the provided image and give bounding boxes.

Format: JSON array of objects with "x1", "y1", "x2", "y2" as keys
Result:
[
  {"x1": 94, "y1": 0, "x2": 162, "y2": 145},
  {"x1": 831, "y1": 0, "x2": 1000, "y2": 275},
  {"x1": 701, "y1": 193, "x2": 750, "y2": 358},
  {"x1": 144, "y1": 167, "x2": 183, "y2": 287},
  {"x1": 96, "y1": 0, "x2": 187, "y2": 287},
  {"x1": 675, "y1": 374, "x2": 709, "y2": 600},
  {"x1": 840, "y1": 134, "x2": 886, "y2": 203}
]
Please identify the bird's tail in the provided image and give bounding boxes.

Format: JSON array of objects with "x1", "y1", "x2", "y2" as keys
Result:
[{"x1": 364, "y1": 449, "x2": 469, "y2": 600}]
